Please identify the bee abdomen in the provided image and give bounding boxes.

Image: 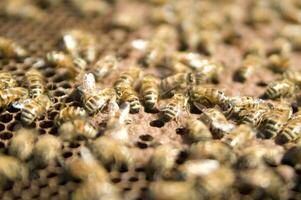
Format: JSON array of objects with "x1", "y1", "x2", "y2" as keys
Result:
[
  {"x1": 161, "y1": 105, "x2": 178, "y2": 122},
  {"x1": 21, "y1": 106, "x2": 37, "y2": 124}
]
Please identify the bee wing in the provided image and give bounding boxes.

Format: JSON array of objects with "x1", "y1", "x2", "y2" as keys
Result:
[
  {"x1": 192, "y1": 102, "x2": 207, "y2": 111},
  {"x1": 12, "y1": 98, "x2": 32, "y2": 109}
]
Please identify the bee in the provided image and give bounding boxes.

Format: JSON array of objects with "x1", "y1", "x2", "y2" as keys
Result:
[
  {"x1": 235, "y1": 54, "x2": 262, "y2": 82},
  {"x1": 117, "y1": 84, "x2": 141, "y2": 114},
  {"x1": 0, "y1": 72, "x2": 17, "y2": 90},
  {"x1": 278, "y1": 2, "x2": 301, "y2": 24},
  {"x1": 160, "y1": 93, "x2": 188, "y2": 122},
  {"x1": 282, "y1": 69, "x2": 301, "y2": 86},
  {"x1": 243, "y1": 39, "x2": 266, "y2": 57},
  {"x1": 59, "y1": 119, "x2": 98, "y2": 141},
  {"x1": 195, "y1": 167, "x2": 235, "y2": 199},
  {"x1": 56, "y1": 106, "x2": 87, "y2": 125},
  {"x1": 89, "y1": 136, "x2": 133, "y2": 169},
  {"x1": 197, "y1": 30, "x2": 221, "y2": 55},
  {"x1": 200, "y1": 108, "x2": 235, "y2": 139},
  {"x1": 61, "y1": 29, "x2": 97, "y2": 62},
  {"x1": 185, "y1": 117, "x2": 212, "y2": 142},
  {"x1": 146, "y1": 145, "x2": 179, "y2": 179},
  {"x1": 171, "y1": 52, "x2": 210, "y2": 71},
  {"x1": 280, "y1": 25, "x2": 301, "y2": 51},
  {"x1": 114, "y1": 67, "x2": 142, "y2": 90},
  {"x1": 91, "y1": 54, "x2": 118, "y2": 81},
  {"x1": 268, "y1": 37, "x2": 292, "y2": 56},
  {"x1": 32, "y1": 134, "x2": 61, "y2": 168},
  {"x1": 276, "y1": 113, "x2": 301, "y2": 144},
  {"x1": 160, "y1": 72, "x2": 195, "y2": 96},
  {"x1": 194, "y1": 61, "x2": 224, "y2": 84},
  {"x1": 239, "y1": 107, "x2": 269, "y2": 127},
  {"x1": 63, "y1": 147, "x2": 109, "y2": 182},
  {"x1": 46, "y1": 51, "x2": 87, "y2": 76},
  {"x1": 21, "y1": 94, "x2": 52, "y2": 125},
  {"x1": 267, "y1": 54, "x2": 291, "y2": 73},
  {"x1": 222, "y1": 124, "x2": 256, "y2": 148},
  {"x1": 263, "y1": 79, "x2": 296, "y2": 99},
  {"x1": 188, "y1": 85, "x2": 226, "y2": 109},
  {"x1": 140, "y1": 74, "x2": 160, "y2": 110},
  {"x1": 0, "y1": 155, "x2": 28, "y2": 190},
  {"x1": 9, "y1": 128, "x2": 36, "y2": 161},
  {"x1": 73, "y1": 177, "x2": 121, "y2": 200},
  {"x1": 112, "y1": 7, "x2": 144, "y2": 31},
  {"x1": 189, "y1": 141, "x2": 236, "y2": 165},
  {"x1": 0, "y1": 37, "x2": 27, "y2": 59},
  {"x1": 84, "y1": 88, "x2": 116, "y2": 115},
  {"x1": 24, "y1": 69, "x2": 45, "y2": 98},
  {"x1": 0, "y1": 87, "x2": 28, "y2": 108},
  {"x1": 147, "y1": 181, "x2": 199, "y2": 200},
  {"x1": 70, "y1": 0, "x2": 110, "y2": 17},
  {"x1": 282, "y1": 145, "x2": 301, "y2": 167}
]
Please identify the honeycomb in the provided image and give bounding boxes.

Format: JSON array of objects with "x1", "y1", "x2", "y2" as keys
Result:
[{"x1": 0, "y1": 0, "x2": 301, "y2": 200}]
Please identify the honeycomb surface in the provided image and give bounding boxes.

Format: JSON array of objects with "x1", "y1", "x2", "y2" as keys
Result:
[{"x1": 0, "y1": 0, "x2": 301, "y2": 200}]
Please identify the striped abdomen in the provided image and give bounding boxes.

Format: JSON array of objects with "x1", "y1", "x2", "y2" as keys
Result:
[
  {"x1": 276, "y1": 118, "x2": 301, "y2": 144},
  {"x1": 84, "y1": 94, "x2": 108, "y2": 115},
  {"x1": 161, "y1": 102, "x2": 180, "y2": 122},
  {"x1": 21, "y1": 103, "x2": 41, "y2": 124},
  {"x1": 121, "y1": 89, "x2": 140, "y2": 114},
  {"x1": 264, "y1": 79, "x2": 295, "y2": 99}
]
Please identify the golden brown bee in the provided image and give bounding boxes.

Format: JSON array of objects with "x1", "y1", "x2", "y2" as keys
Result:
[
  {"x1": 4, "y1": 0, "x2": 46, "y2": 21},
  {"x1": 59, "y1": 119, "x2": 98, "y2": 141},
  {"x1": 147, "y1": 181, "x2": 199, "y2": 200},
  {"x1": 235, "y1": 54, "x2": 262, "y2": 82},
  {"x1": 267, "y1": 54, "x2": 291, "y2": 73},
  {"x1": 61, "y1": 29, "x2": 97, "y2": 62},
  {"x1": 194, "y1": 61, "x2": 224, "y2": 84},
  {"x1": 197, "y1": 30, "x2": 221, "y2": 55},
  {"x1": 238, "y1": 107, "x2": 269, "y2": 127},
  {"x1": 189, "y1": 140, "x2": 236, "y2": 165},
  {"x1": 140, "y1": 74, "x2": 160, "y2": 110},
  {"x1": 278, "y1": 2, "x2": 301, "y2": 24},
  {"x1": 89, "y1": 136, "x2": 133, "y2": 169},
  {"x1": 268, "y1": 37, "x2": 292, "y2": 56},
  {"x1": 189, "y1": 85, "x2": 226, "y2": 109},
  {"x1": 46, "y1": 51, "x2": 87, "y2": 76},
  {"x1": 150, "y1": 5, "x2": 178, "y2": 25},
  {"x1": 160, "y1": 93, "x2": 188, "y2": 122},
  {"x1": 0, "y1": 72, "x2": 17, "y2": 90},
  {"x1": 247, "y1": 4, "x2": 277, "y2": 25},
  {"x1": 91, "y1": 54, "x2": 118, "y2": 81},
  {"x1": 195, "y1": 167, "x2": 235, "y2": 199},
  {"x1": 147, "y1": 145, "x2": 179, "y2": 179},
  {"x1": 200, "y1": 108, "x2": 235, "y2": 139},
  {"x1": 263, "y1": 79, "x2": 296, "y2": 99},
  {"x1": 84, "y1": 88, "x2": 116, "y2": 115},
  {"x1": 0, "y1": 155, "x2": 28, "y2": 190},
  {"x1": 9, "y1": 128, "x2": 36, "y2": 161},
  {"x1": 171, "y1": 52, "x2": 210, "y2": 71},
  {"x1": 33, "y1": 134, "x2": 61, "y2": 168},
  {"x1": 24, "y1": 69, "x2": 45, "y2": 98},
  {"x1": 222, "y1": 124, "x2": 256, "y2": 148},
  {"x1": 283, "y1": 69, "x2": 301, "y2": 86},
  {"x1": 70, "y1": 0, "x2": 110, "y2": 17},
  {"x1": 21, "y1": 94, "x2": 52, "y2": 125},
  {"x1": 243, "y1": 39, "x2": 266, "y2": 57},
  {"x1": 185, "y1": 117, "x2": 212, "y2": 142},
  {"x1": 56, "y1": 106, "x2": 87, "y2": 125},
  {"x1": 114, "y1": 67, "x2": 142, "y2": 90},
  {"x1": 0, "y1": 37, "x2": 27, "y2": 59},
  {"x1": 0, "y1": 87, "x2": 28, "y2": 108},
  {"x1": 280, "y1": 25, "x2": 301, "y2": 51},
  {"x1": 276, "y1": 113, "x2": 301, "y2": 144},
  {"x1": 117, "y1": 84, "x2": 141, "y2": 114},
  {"x1": 112, "y1": 7, "x2": 144, "y2": 31}
]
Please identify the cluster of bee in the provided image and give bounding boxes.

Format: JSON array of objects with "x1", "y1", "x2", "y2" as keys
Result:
[{"x1": 1, "y1": 0, "x2": 301, "y2": 199}]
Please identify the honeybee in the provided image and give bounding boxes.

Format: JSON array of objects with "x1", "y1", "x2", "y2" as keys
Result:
[
  {"x1": 235, "y1": 54, "x2": 262, "y2": 82},
  {"x1": 0, "y1": 155, "x2": 28, "y2": 190},
  {"x1": 267, "y1": 54, "x2": 291, "y2": 73},
  {"x1": 268, "y1": 37, "x2": 292, "y2": 56},
  {"x1": 89, "y1": 136, "x2": 133, "y2": 169},
  {"x1": 56, "y1": 106, "x2": 87, "y2": 125},
  {"x1": 63, "y1": 147, "x2": 109, "y2": 182},
  {"x1": 70, "y1": 0, "x2": 110, "y2": 17},
  {"x1": 21, "y1": 94, "x2": 52, "y2": 125},
  {"x1": 189, "y1": 85, "x2": 226, "y2": 109},
  {"x1": 222, "y1": 124, "x2": 256, "y2": 148},
  {"x1": 282, "y1": 145, "x2": 301, "y2": 167},
  {"x1": 117, "y1": 84, "x2": 141, "y2": 114},
  {"x1": 160, "y1": 93, "x2": 188, "y2": 122},
  {"x1": 147, "y1": 145, "x2": 179, "y2": 179},
  {"x1": 185, "y1": 117, "x2": 212, "y2": 142},
  {"x1": 276, "y1": 113, "x2": 301, "y2": 144},
  {"x1": 280, "y1": 25, "x2": 301, "y2": 51},
  {"x1": 112, "y1": 7, "x2": 144, "y2": 31},
  {"x1": 200, "y1": 108, "x2": 235, "y2": 139},
  {"x1": 238, "y1": 107, "x2": 269, "y2": 127},
  {"x1": 61, "y1": 29, "x2": 97, "y2": 62},
  {"x1": 263, "y1": 79, "x2": 296, "y2": 99},
  {"x1": 194, "y1": 61, "x2": 224, "y2": 84},
  {"x1": 32, "y1": 134, "x2": 61, "y2": 168},
  {"x1": 171, "y1": 52, "x2": 210, "y2": 71},
  {"x1": 195, "y1": 167, "x2": 235, "y2": 199},
  {"x1": 114, "y1": 67, "x2": 142, "y2": 90},
  {"x1": 91, "y1": 54, "x2": 118, "y2": 81},
  {"x1": 46, "y1": 51, "x2": 87, "y2": 76},
  {"x1": 24, "y1": 69, "x2": 45, "y2": 98},
  {"x1": 283, "y1": 69, "x2": 301, "y2": 86},
  {"x1": 140, "y1": 74, "x2": 160, "y2": 110},
  {"x1": 59, "y1": 119, "x2": 98, "y2": 141},
  {"x1": 197, "y1": 30, "x2": 221, "y2": 55},
  {"x1": 9, "y1": 128, "x2": 36, "y2": 161},
  {"x1": 243, "y1": 39, "x2": 266, "y2": 57},
  {"x1": 147, "y1": 181, "x2": 199, "y2": 200},
  {"x1": 0, "y1": 87, "x2": 28, "y2": 108},
  {"x1": 189, "y1": 140, "x2": 236, "y2": 165},
  {"x1": 278, "y1": 2, "x2": 301, "y2": 24},
  {"x1": 73, "y1": 178, "x2": 121, "y2": 200},
  {"x1": 0, "y1": 72, "x2": 17, "y2": 90},
  {"x1": 0, "y1": 37, "x2": 27, "y2": 59}
]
